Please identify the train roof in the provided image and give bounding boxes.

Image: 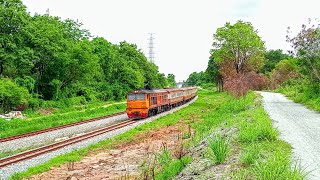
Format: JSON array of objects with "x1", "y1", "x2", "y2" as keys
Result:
[
  {"x1": 128, "y1": 89, "x2": 168, "y2": 94},
  {"x1": 128, "y1": 87, "x2": 196, "y2": 94},
  {"x1": 165, "y1": 88, "x2": 184, "y2": 92}
]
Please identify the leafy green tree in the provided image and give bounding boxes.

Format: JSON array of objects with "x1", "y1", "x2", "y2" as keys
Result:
[
  {"x1": 211, "y1": 21, "x2": 265, "y2": 74},
  {"x1": 0, "y1": 0, "x2": 170, "y2": 106},
  {"x1": 167, "y1": 74, "x2": 176, "y2": 88},
  {"x1": 158, "y1": 73, "x2": 168, "y2": 88},
  {"x1": 14, "y1": 76, "x2": 36, "y2": 93},
  {"x1": 0, "y1": 0, "x2": 34, "y2": 78},
  {"x1": 185, "y1": 71, "x2": 209, "y2": 86},
  {"x1": 261, "y1": 49, "x2": 292, "y2": 74},
  {"x1": 206, "y1": 57, "x2": 223, "y2": 91}
]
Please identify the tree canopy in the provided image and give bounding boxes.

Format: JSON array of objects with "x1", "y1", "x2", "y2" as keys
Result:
[
  {"x1": 0, "y1": 0, "x2": 173, "y2": 112},
  {"x1": 211, "y1": 21, "x2": 265, "y2": 74}
]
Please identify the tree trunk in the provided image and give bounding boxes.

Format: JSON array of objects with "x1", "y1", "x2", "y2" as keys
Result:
[{"x1": 0, "y1": 60, "x2": 3, "y2": 76}]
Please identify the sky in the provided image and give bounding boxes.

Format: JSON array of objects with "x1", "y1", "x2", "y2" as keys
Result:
[{"x1": 22, "y1": 0, "x2": 319, "y2": 81}]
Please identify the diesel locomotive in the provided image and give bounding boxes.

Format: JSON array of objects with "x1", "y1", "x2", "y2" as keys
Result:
[{"x1": 126, "y1": 87, "x2": 197, "y2": 119}]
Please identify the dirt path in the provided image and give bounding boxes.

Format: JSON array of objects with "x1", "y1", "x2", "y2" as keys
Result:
[{"x1": 260, "y1": 92, "x2": 320, "y2": 180}]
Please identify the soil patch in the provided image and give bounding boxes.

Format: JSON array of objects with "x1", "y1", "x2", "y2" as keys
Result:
[
  {"x1": 28, "y1": 124, "x2": 189, "y2": 180},
  {"x1": 36, "y1": 108, "x2": 56, "y2": 115}
]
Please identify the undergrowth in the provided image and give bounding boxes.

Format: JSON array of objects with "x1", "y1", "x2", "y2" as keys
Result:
[{"x1": 277, "y1": 79, "x2": 320, "y2": 112}]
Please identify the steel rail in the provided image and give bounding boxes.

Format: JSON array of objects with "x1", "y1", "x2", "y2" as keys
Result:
[
  {"x1": 0, "y1": 119, "x2": 135, "y2": 168},
  {"x1": 0, "y1": 112, "x2": 126, "y2": 143}
]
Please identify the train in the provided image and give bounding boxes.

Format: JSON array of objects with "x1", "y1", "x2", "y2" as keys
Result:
[{"x1": 126, "y1": 87, "x2": 197, "y2": 119}]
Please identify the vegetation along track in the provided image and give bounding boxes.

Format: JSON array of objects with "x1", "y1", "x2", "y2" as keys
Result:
[
  {"x1": 0, "y1": 112, "x2": 126, "y2": 143},
  {"x1": 0, "y1": 119, "x2": 135, "y2": 168}
]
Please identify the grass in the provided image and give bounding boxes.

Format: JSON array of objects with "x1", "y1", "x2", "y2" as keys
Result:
[
  {"x1": 252, "y1": 151, "x2": 307, "y2": 180},
  {"x1": 277, "y1": 81, "x2": 320, "y2": 112},
  {"x1": 140, "y1": 145, "x2": 192, "y2": 180},
  {"x1": 155, "y1": 156, "x2": 192, "y2": 180},
  {"x1": 0, "y1": 102, "x2": 126, "y2": 138},
  {"x1": 9, "y1": 90, "x2": 307, "y2": 180},
  {"x1": 207, "y1": 135, "x2": 229, "y2": 164}
]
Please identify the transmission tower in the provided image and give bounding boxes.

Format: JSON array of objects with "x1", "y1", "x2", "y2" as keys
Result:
[
  {"x1": 45, "y1": 8, "x2": 50, "y2": 15},
  {"x1": 148, "y1": 33, "x2": 155, "y2": 63}
]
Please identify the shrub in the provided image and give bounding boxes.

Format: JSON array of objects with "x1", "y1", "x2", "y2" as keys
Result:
[
  {"x1": 207, "y1": 135, "x2": 229, "y2": 164},
  {"x1": 269, "y1": 59, "x2": 299, "y2": 89},
  {"x1": 0, "y1": 78, "x2": 31, "y2": 113}
]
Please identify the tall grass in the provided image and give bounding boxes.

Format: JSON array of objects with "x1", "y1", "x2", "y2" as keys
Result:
[
  {"x1": 278, "y1": 79, "x2": 320, "y2": 112},
  {"x1": 252, "y1": 152, "x2": 308, "y2": 180},
  {"x1": 238, "y1": 108, "x2": 278, "y2": 143},
  {"x1": 207, "y1": 135, "x2": 229, "y2": 164},
  {"x1": 155, "y1": 156, "x2": 192, "y2": 180}
]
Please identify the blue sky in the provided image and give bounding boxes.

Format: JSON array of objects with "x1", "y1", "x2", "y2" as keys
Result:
[{"x1": 22, "y1": 0, "x2": 319, "y2": 81}]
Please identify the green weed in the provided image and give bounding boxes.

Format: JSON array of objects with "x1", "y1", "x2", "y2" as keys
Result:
[
  {"x1": 240, "y1": 143, "x2": 260, "y2": 165},
  {"x1": 157, "y1": 145, "x2": 172, "y2": 166},
  {"x1": 155, "y1": 156, "x2": 192, "y2": 180},
  {"x1": 207, "y1": 135, "x2": 229, "y2": 164},
  {"x1": 238, "y1": 108, "x2": 278, "y2": 143},
  {"x1": 252, "y1": 152, "x2": 307, "y2": 180},
  {"x1": 278, "y1": 80, "x2": 320, "y2": 112}
]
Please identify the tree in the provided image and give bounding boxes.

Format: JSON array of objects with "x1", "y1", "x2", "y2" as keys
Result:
[
  {"x1": 206, "y1": 56, "x2": 223, "y2": 91},
  {"x1": 0, "y1": 0, "x2": 33, "y2": 77},
  {"x1": 211, "y1": 21, "x2": 265, "y2": 74},
  {"x1": 167, "y1": 74, "x2": 176, "y2": 88},
  {"x1": 185, "y1": 71, "x2": 209, "y2": 86},
  {"x1": 287, "y1": 20, "x2": 320, "y2": 83},
  {"x1": 261, "y1": 49, "x2": 292, "y2": 74},
  {"x1": 270, "y1": 59, "x2": 299, "y2": 89}
]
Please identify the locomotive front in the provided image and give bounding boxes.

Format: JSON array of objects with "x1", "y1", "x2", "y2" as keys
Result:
[{"x1": 126, "y1": 91, "x2": 149, "y2": 119}]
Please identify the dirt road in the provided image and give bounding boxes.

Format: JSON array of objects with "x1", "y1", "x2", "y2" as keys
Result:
[{"x1": 260, "y1": 92, "x2": 320, "y2": 180}]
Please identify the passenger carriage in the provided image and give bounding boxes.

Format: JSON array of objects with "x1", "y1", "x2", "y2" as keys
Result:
[{"x1": 126, "y1": 87, "x2": 197, "y2": 119}]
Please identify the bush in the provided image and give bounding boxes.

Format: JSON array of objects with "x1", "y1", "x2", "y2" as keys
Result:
[
  {"x1": 269, "y1": 59, "x2": 299, "y2": 89},
  {"x1": 0, "y1": 79, "x2": 31, "y2": 113},
  {"x1": 201, "y1": 83, "x2": 215, "y2": 90},
  {"x1": 207, "y1": 135, "x2": 229, "y2": 164}
]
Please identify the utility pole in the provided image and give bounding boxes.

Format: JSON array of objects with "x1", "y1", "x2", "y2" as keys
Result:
[{"x1": 148, "y1": 33, "x2": 155, "y2": 63}]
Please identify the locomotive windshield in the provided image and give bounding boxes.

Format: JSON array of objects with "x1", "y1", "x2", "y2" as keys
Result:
[{"x1": 128, "y1": 94, "x2": 145, "y2": 100}]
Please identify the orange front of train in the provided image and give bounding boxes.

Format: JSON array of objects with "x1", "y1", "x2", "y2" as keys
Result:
[{"x1": 126, "y1": 91, "x2": 149, "y2": 119}]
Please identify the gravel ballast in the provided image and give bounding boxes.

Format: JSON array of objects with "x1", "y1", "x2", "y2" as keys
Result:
[
  {"x1": 0, "y1": 113, "x2": 128, "y2": 153},
  {"x1": 0, "y1": 97, "x2": 197, "y2": 179},
  {"x1": 260, "y1": 92, "x2": 320, "y2": 180}
]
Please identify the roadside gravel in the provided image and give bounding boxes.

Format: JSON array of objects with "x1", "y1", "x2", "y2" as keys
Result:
[
  {"x1": 260, "y1": 92, "x2": 320, "y2": 180},
  {"x1": 0, "y1": 97, "x2": 197, "y2": 180},
  {"x1": 0, "y1": 113, "x2": 128, "y2": 153}
]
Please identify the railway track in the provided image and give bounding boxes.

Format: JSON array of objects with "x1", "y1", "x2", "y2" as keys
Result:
[
  {"x1": 0, "y1": 112, "x2": 126, "y2": 143},
  {"x1": 0, "y1": 119, "x2": 135, "y2": 168}
]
